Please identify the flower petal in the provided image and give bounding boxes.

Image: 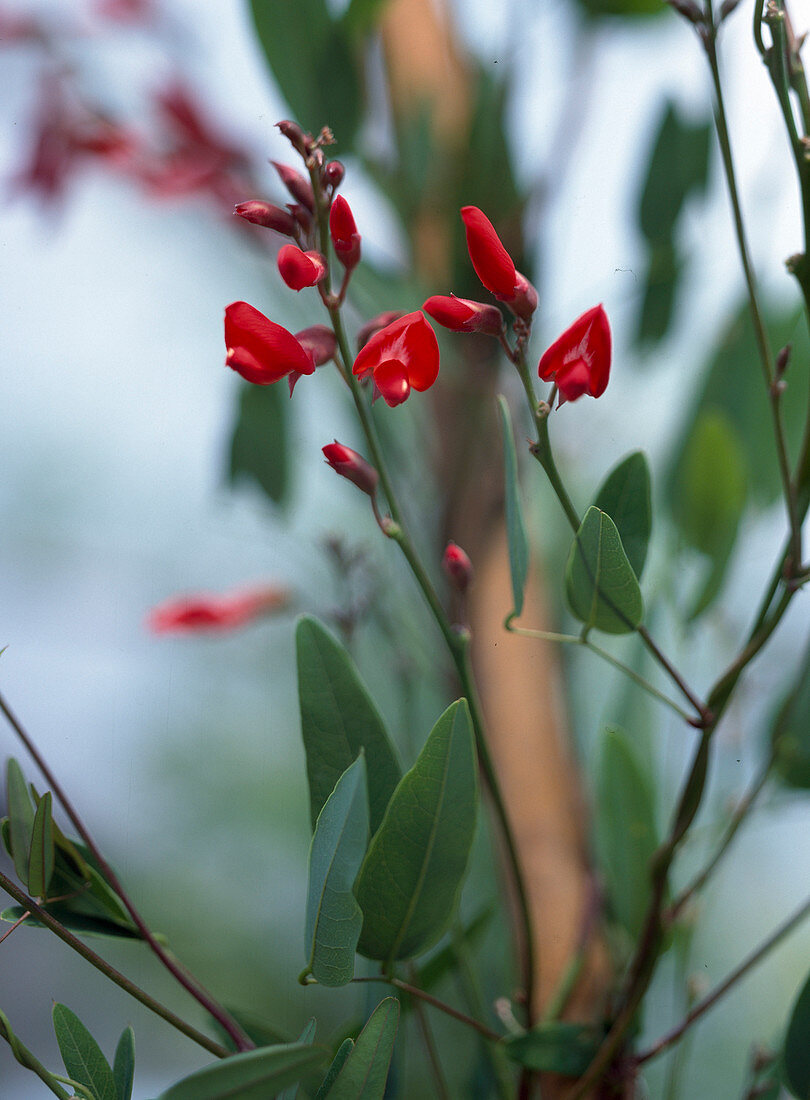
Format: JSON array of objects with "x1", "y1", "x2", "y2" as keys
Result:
[
  {"x1": 224, "y1": 301, "x2": 314, "y2": 383},
  {"x1": 460, "y1": 206, "x2": 517, "y2": 298}
]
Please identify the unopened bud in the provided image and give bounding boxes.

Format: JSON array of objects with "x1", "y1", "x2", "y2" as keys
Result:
[
  {"x1": 443, "y1": 542, "x2": 473, "y2": 593},
  {"x1": 329, "y1": 195, "x2": 361, "y2": 271},
  {"x1": 504, "y1": 271, "x2": 538, "y2": 322},
  {"x1": 322, "y1": 442, "x2": 379, "y2": 497},
  {"x1": 271, "y1": 161, "x2": 315, "y2": 212},
  {"x1": 666, "y1": 0, "x2": 704, "y2": 23},
  {"x1": 423, "y1": 295, "x2": 504, "y2": 336},
  {"x1": 287, "y1": 203, "x2": 312, "y2": 231},
  {"x1": 356, "y1": 311, "x2": 404, "y2": 351},
  {"x1": 234, "y1": 200, "x2": 298, "y2": 236},
  {"x1": 295, "y1": 324, "x2": 337, "y2": 367},
  {"x1": 325, "y1": 160, "x2": 345, "y2": 188},
  {"x1": 776, "y1": 343, "x2": 792, "y2": 379},
  {"x1": 276, "y1": 119, "x2": 312, "y2": 157}
]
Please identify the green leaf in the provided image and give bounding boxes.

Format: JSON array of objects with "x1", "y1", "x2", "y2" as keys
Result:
[
  {"x1": 27, "y1": 790, "x2": 54, "y2": 899},
  {"x1": 228, "y1": 382, "x2": 289, "y2": 507},
  {"x1": 504, "y1": 1022, "x2": 601, "y2": 1075},
  {"x1": 113, "y1": 1027, "x2": 135, "y2": 1100},
  {"x1": 595, "y1": 727, "x2": 658, "y2": 939},
  {"x1": 1, "y1": 905, "x2": 144, "y2": 941},
  {"x1": 296, "y1": 616, "x2": 401, "y2": 834},
  {"x1": 565, "y1": 508, "x2": 643, "y2": 634},
  {"x1": 342, "y1": 0, "x2": 389, "y2": 34},
  {"x1": 53, "y1": 1003, "x2": 117, "y2": 1100},
  {"x1": 593, "y1": 452, "x2": 652, "y2": 579},
  {"x1": 278, "y1": 1020, "x2": 316, "y2": 1100},
  {"x1": 247, "y1": 0, "x2": 361, "y2": 146},
  {"x1": 772, "y1": 641, "x2": 810, "y2": 788},
  {"x1": 304, "y1": 755, "x2": 368, "y2": 986},
  {"x1": 211, "y1": 1009, "x2": 289, "y2": 1053},
  {"x1": 156, "y1": 1043, "x2": 326, "y2": 1100},
  {"x1": 638, "y1": 102, "x2": 711, "y2": 247},
  {"x1": 637, "y1": 239, "x2": 680, "y2": 346},
  {"x1": 784, "y1": 968, "x2": 810, "y2": 1098},
  {"x1": 576, "y1": 0, "x2": 664, "y2": 16},
  {"x1": 671, "y1": 408, "x2": 747, "y2": 618},
  {"x1": 6, "y1": 758, "x2": 34, "y2": 887},
  {"x1": 498, "y1": 396, "x2": 529, "y2": 620},
  {"x1": 416, "y1": 905, "x2": 494, "y2": 992},
  {"x1": 325, "y1": 999, "x2": 399, "y2": 1100},
  {"x1": 355, "y1": 700, "x2": 477, "y2": 963},
  {"x1": 315, "y1": 1038, "x2": 353, "y2": 1099}
]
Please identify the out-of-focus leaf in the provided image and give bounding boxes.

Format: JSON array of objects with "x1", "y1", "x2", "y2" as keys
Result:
[
  {"x1": 315, "y1": 1038, "x2": 353, "y2": 1099},
  {"x1": 593, "y1": 452, "x2": 652, "y2": 579},
  {"x1": 296, "y1": 616, "x2": 400, "y2": 834},
  {"x1": 504, "y1": 1023, "x2": 601, "y2": 1075},
  {"x1": 6, "y1": 758, "x2": 34, "y2": 887},
  {"x1": 228, "y1": 382, "x2": 289, "y2": 507},
  {"x1": 342, "y1": 0, "x2": 389, "y2": 34},
  {"x1": 637, "y1": 240, "x2": 680, "y2": 345},
  {"x1": 248, "y1": 0, "x2": 361, "y2": 146},
  {"x1": 53, "y1": 1003, "x2": 117, "y2": 1100},
  {"x1": 784, "y1": 968, "x2": 810, "y2": 1097},
  {"x1": 212, "y1": 1009, "x2": 289, "y2": 1053},
  {"x1": 27, "y1": 790, "x2": 54, "y2": 899},
  {"x1": 278, "y1": 1020, "x2": 317, "y2": 1100},
  {"x1": 638, "y1": 102, "x2": 711, "y2": 246},
  {"x1": 1, "y1": 905, "x2": 144, "y2": 941},
  {"x1": 324, "y1": 999, "x2": 399, "y2": 1099},
  {"x1": 416, "y1": 906, "x2": 494, "y2": 992},
  {"x1": 565, "y1": 508, "x2": 643, "y2": 634},
  {"x1": 113, "y1": 1026, "x2": 135, "y2": 1100},
  {"x1": 355, "y1": 700, "x2": 477, "y2": 963},
  {"x1": 498, "y1": 396, "x2": 529, "y2": 621},
  {"x1": 595, "y1": 727, "x2": 658, "y2": 939},
  {"x1": 304, "y1": 755, "x2": 368, "y2": 987},
  {"x1": 772, "y1": 641, "x2": 810, "y2": 788},
  {"x1": 576, "y1": 0, "x2": 664, "y2": 16},
  {"x1": 156, "y1": 1043, "x2": 326, "y2": 1100},
  {"x1": 671, "y1": 408, "x2": 747, "y2": 618}
]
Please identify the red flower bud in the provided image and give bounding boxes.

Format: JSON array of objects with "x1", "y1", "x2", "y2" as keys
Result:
[
  {"x1": 505, "y1": 271, "x2": 538, "y2": 322},
  {"x1": 538, "y1": 304, "x2": 611, "y2": 405},
  {"x1": 275, "y1": 119, "x2": 312, "y2": 157},
  {"x1": 356, "y1": 311, "x2": 404, "y2": 351},
  {"x1": 325, "y1": 160, "x2": 345, "y2": 188},
  {"x1": 329, "y1": 194, "x2": 361, "y2": 270},
  {"x1": 322, "y1": 441, "x2": 379, "y2": 496},
  {"x1": 225, "y1": 301, "x2": 315, "y2": 385},
  {"x1": 442, "y1": 542, "x2": 473, "y2": 593},
  {"x1": 234, "y1": 200, "x2": 298, "y2": 236},
  {"x1": 277, "y1": 244, "x2": 327, "y2": 290},
  {"x1": 423, "y1": 294, "x2": 503, "y2": 336},
  {"x1": 295, "y1": 324, "x2": 336, "y2": 366},
  {"x1": 271, "y1": 160, "x2": 314, "y2": 212},
  {"x1": 148, "y1": 584, "x2": 289, "y2": 634},
  {"x1": 460, "y1": 205, "x2": 517, "y2": 299},
  {"x1": 352, "y1": 311, "x2": 440, "y2": 407}
]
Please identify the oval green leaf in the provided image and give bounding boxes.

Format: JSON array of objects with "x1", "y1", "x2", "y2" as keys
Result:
[
  {"x1": 113, "y1": 1026, "x2": 135, "y2": 1100},
  {"x1": 6, "y1": 758, "x2": 34, "y2": 887},
  {"x1": 304, "y1": 755, "x2": 368, "y2": 987},
  {"x1": 497, "y1": 395, "x2": 529, "y2": 620},
  {"x1": 355, "y1": 700, "x2": 477, "y2": 963},
  {"x1": 784, "y1": 967, "x2": 810, "y2": 1098},
  {"x1": 565, "y1": 507, "x2": 643, "y2": 634},
  {"x1": 156, "y1": 1043, "x2": 326, "y2": 1100},
  {"x1": 296, "y1": 616, "x2": 401, "y2": 835},
  {"x1": 228, "y1": 381, "x2": 289, "y2": 507},
  {"x1": 325, "y1": 999, "x2": 399, "y2": 1100},
  {"x1": 593, "y1": 452, "x2": 652, "y2": 579},
  {"x1": 504, "y1": 1022, "x2": 601, "y2": 1075},
  {"x1": 315, "y1": 1038, "x2": 353, "y2": 1099},
  {"x1": 27, "y1": 790, "x2": 54, "y2": 899},
  {"x1": 53, "y1": 1003, "x2": 117, "y2": 1100}
]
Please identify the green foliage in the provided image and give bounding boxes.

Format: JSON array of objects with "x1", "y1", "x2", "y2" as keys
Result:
[
  {"x1": 296, "y1": 616, "x2": 401, "y2": 833},
  {"x1": 248, "y1": 0, "x2": 361, "y2": 146},
  {"x1": 784, "y1": 968, "x2": 810, "y2": 1098},
  {"x1": 156, "y1": 1043, "x2": 326, "y2": 1100},
  {"x1": 27, "y1": 790, "x2": 54, "y2": 899},
  {"x1": 355, "y1": 700, "x2": 478, "y2": 963},
  {"x1": 315, "y1": 1038, "x2": 353, "y2": 1099},
  {"x1": 416, "y1": 906, "x2": 494, "y2": 992},
  {"x1": 576, "y1": 0, "x2": 665, "y2": 17},
  {"x1": 320, "y1": 999, "x2": 399, "y2": 1099},
  {"x1": 278, "y1": 1020, "x2": 317, "y2": 1100},
  {"x1": 342, "y1": 0, "x2": 389, "y2": 34},
  {"x1": 228, "y1": 381, "x2": 289, "y2": 507},
  {"x1": 498, "y1": 396, "x2": 529, "y2": 620},
  {"x1": 595, "y1": 727, "x2": 659, "y2": 939},
  {"x1": 304, "y1": 755, "x2": 368, "y2": 987},
  {"x1": 772, "y1": 641, "x2": 810, "y2": 788},
  {"x1": 565, "y1": 508, "x2": 644, "y2": 634},
  {"x1": 593, "y1": 452, "x2": 653, "y2": 579},
  {"x1": 53, "y1": 1003, "x2": 118, "y2": 1100},
  {"x1": 113, "y1": 1027, "x2": 135, "y2": 1100},
  {"x1": 504, "y1": 1022, "x2": 602, "y2": 1075},
  {"x1": 6, "y1": 758, "x2": 35, "y2": 887}
]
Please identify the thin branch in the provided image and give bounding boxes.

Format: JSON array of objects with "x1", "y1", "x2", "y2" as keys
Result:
[{"x1": 351, "y1": 976, "x2": 502, "y2": 1043}]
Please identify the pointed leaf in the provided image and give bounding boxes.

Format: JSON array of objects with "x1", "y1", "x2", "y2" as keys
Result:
[
  {"x1": 113, "y1": 1027, "x2": 135, "y2": 1100},
  {"x1": 2, "y1": 905, "x2": 144, "y2": 941},
  {"x1": 504, "y1": 1022, "x2": 601, "y2": 1075},
  {"x1": 53, "y1": 1003, "x2": 117, "y2": 1100},
  {"x1": 355, "y1": 700, "x2": 477, "y2": 963},
  {"x1": 565, "y1": 508, "x2": 643, "y2": 634},
  {"x1": 315, "y1": 1038, "x2": 353, "y2": 1099},
  {"x1": 297, "y1": 616, "x2": 400, "y2": 834},
  {"x1": 278, "y1": 1020, "x2": 316, "y2": 1100},
  {"x1": 325, "y1": 999, "x2": 399, "y2": 1100},
  {"x1": 595, "y1": 727, "x2": 658, "y2": 939},
  {"x1": 497, "y1": 395, "x2": 529, "y2": 620},
  {"x1": 784, "y1": 967, "x2": 810, "y2": 1098},
  {"x1": 773, "y1": 640, "x2": 810, "y2": 788},
  {"x1": 593, "y1": 452, "x2": 652, "y2": 579},
  {"x1": 27, "y1": 790, "x2": 55, "y2": 899},
  {"x1": 6, "y1": 758, "x2": 34, "y2": 886},
  {"x1": 304, "y1": 755, "x2": 368, "y2": 986},
  {"x1": 156, "y1": 1043, "x2": 326, "y2": 1100},
  {"x1": 228, "y1": 382, "x2": 289, "y2": 506},
  {"x1": 638, "y1": 102, "x2": 711, "y2": 246}
]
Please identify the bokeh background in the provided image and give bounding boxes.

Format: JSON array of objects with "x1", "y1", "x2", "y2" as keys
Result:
[{"x1": 4, "y1": 0, "x2": 810, "y2": 1095}]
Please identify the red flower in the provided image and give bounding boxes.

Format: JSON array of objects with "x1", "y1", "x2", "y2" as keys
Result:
[
  {"x1": 423, "y1": 295, "x2": 503, "y2": 336},
  {"x1": 356, "y1": 310, "x2": 404, "y2": 351},
  {"x1": 148, "y1": 585, "x2": 290, "y2": 634},
  {"x1": 538, "y1": 305, "x2": 611, "y2": 405},
  {"x1": 234, "y1": 200, "x2": 298, "y2": 236},
  {"x1": 224, "y1": 301, "x2": 315, "y2": 385},
  {"x1": 322, "y1": 441, "x2": 379, "y2": 497},
  {"x1": 442, "y1": 542, "x2": 473, "y2": 593},
  {"x1": 277, "y1": 244, "x2": 327, "y2": 291},
  {"x1": 329, "y1": 195, "x2": 361, "y2": 270},
  {"x1": 460, "y1": 206, "x2": 537, "y2": 320},
  {"x1": 352, "y1": 311, "x2": 440, "y2": 407}
]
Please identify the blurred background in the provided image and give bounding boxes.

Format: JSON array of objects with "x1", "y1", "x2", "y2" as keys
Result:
[{"x1": 4, "y1": 0, "x2": 810, "y2": 1095}]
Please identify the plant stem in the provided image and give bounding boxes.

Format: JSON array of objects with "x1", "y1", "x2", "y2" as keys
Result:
[
  {"x1": 406, "y1": 964, "x2": 451, "y2": 1100},
  {"x1": 0, "y1": 692, "x2": 253, "y2": 1053},
  {"x1": 636, "y1": 891, "x2": 810, "y2": 1066},
  {"x1": 0, "y1": 871, "x2": 228, "y2": 1058},
  {"x1": 352, "y1": 976, "x2": 502, "y2": 1043},
  {"x1": 584, "y1": 639, "x2": 693, "y2": 724},
  {"x1": 0, "y1": 1010, "x2": 72, "y2": 1099}
]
